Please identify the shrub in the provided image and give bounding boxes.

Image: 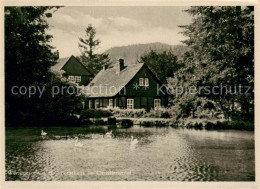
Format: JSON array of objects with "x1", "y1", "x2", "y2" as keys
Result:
[
  {"x1": 141, "y1": 121, "x2": 153, "y2": 127},
  {"x1": 61, "y1": 116, "x2": 81, "y2": 126},
  {"x1": 186, "y1": 122, "x2": 194, "y2": 129},
  {"x1": 112, "y1": 108, "x2": 146, "y2": 118},
  {"x1": 154, "y1": 121, "x2": 167, "y2": 127},
  {"x1": 108, "y1": 125, "x2": 117, "y2": 131},
  {"x1": 107, "y1": 117, "x2": 116, "y2": 125},
  {"x1": 170, "y1": 122, "x2": 178, "y2": 128},
  {"x1": 161, "y1": 112, "x2": 170, "y2": 118},
  {"x1": 81, "y1": 119, "x2": 93, "y2": 125},
  {"x1": 145, "y1": 108, "x2": 175, "y2": 119},
  {"x1": 205, "y1": 122, "x2": 215, "y2": 130},
  {"x1": 93, "y1": 119, "x2": 107, "y2": 125},
  {"x1": 204, "y1": 121, "x2": 254, "y2": 131},
  {"x1": 121, "y1": 119, "x2": 133, "y2": 128},
  {"x1": 230, "y1": 121, "x2": 254, "y2": 131},
  {"x1": 243, "y1": 122, "x2": 254, "y2": 131},
  {"x1": 140, "y1": 120, "x2": 168, "y2": 127},
  {"x1": 80, "y1": 109, "x2": 112, "y2": 119},
  {"x1": 193, "y1": 122, "x2": 203, "y2": 130},
  {"x1": 215, "y1": 121, "x2": 225, "y2": 129}
]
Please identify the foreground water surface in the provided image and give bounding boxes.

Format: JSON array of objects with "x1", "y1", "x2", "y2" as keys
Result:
[{"x1": 5, "y1": 126, "x2": 254, "y2": 181}]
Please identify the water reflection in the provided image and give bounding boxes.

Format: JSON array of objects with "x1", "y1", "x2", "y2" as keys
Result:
[{"x1": 6, "y1": 127, "x2": 254, "y2": 181}]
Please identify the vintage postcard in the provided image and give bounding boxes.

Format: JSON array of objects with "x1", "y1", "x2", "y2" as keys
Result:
[{"x1": 0, "y1": 0, "x2": 259, "y2": 188}]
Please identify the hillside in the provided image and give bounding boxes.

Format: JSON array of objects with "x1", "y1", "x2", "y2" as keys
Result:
[{"x1": 104, "y1": 42, "x2": 189, "y2": 65}]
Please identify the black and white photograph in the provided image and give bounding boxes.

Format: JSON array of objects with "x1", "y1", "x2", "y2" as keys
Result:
[{"x1": 1, "y1": 1, "x2": 258, "y2": 188}]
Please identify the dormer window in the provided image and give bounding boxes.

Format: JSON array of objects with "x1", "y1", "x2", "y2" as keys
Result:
[
  {"x1": 145, "y1": 78, "x2": 149, "y2": 86},
  {"x1": 139, "y1": 78, "x2": 149, "y2": 86},
  {"x1": 139, "y1": 78, "x2": 144, "y2": 86}
]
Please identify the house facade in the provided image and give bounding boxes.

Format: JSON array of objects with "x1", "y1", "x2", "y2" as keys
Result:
[
  {"x1": 51, "y1": 55, "x2": 94, "y2": 86},
  {"x1": 85, "y1": 59, "x2": 170, "y2": 110}
]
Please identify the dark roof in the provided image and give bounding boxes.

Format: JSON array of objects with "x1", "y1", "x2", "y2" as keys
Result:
[
  {"x1": 80, "y1": 61, "x2": 95, "y2": 75},
  {"x1": 50, "y1": 57, "x2": 70, "y2": 74},
  {"x1": 50, "y1": 55, "x2": 94, "y2": 76},
  {"x1": 85, "y1": 63, "x2": 144, "y2": 98}
]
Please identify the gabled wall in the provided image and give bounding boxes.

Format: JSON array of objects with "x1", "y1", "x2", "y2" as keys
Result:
[
  {"x1": 61, "y1": 56, "x2": 93, "y2": 85},
  {"x1": 123, "y1": 65, "x2": 167, "y2": 97},
  {"x1": 62, "y1": 56, "x2": 92, "y2": 76}
]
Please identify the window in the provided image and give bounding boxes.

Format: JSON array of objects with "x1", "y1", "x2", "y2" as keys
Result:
[
  {"x1": 68, "y1": 75, "x2": 75, "y2": 82},
  {"x1": 89, "y1": 100, "x2": 92, "y2": 109},
  {"x1": 127, "y1": 99, "x2": 134, "y2": 109},
  {"x1": 154, "y1": 99, "x2": 161, "y2": 109},
  {"x1": 139, "y1": 78, "x2": 149, "y2": 86},
  {"x1": 82, "y1": 101, "x2": 85, "y2": 109},
  {"x1": 75, "y1": 76, "x2": 81, "y2": 82},
  {"x1": 145, "y1": 78, "x2": 149, "y2": 86},
  {"x1": 109, "y1": 99, "x2": 113, "y2": 108},
  {"x1": 95, "y1": 99, "x2": 99, "y2": 109},
  {"x1": 139, "y1": 78, "x2": 144, "y2": 86}
]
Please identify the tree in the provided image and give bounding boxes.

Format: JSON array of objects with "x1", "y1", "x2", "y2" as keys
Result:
[
  {"x1": 177, "y1": 6, "x2": 254, "y2": 121},
  {"x1": 78, "y1": 24, "x2": 110, "y2": 74},
  {"x1": 140, "y1": 50, "x2": 182, "y2": 83},
  {"x1": 5, "y1": 7, "x2": 83, "y2": 126}
]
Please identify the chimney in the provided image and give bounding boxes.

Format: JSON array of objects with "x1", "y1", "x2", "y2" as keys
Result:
[
  {"x1": 116, "y1": 59, "x2": 125, "y2": 74},
  {"x1": 103, "y1": 64, "x2": 108, "y2": 71},
  {"x1": 119, "y1": 59, "x2": 124, "y2": 70},
  {"x1": 54, "y1": 50, "x2": 59, "y2": 59}
]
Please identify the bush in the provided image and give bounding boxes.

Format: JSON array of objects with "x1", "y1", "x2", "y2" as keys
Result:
[
  {"x1": 140, "y1": 120, "x2": 168, "y2": 127},
  {"x1": 170, "y1": 122, "x2": 178, "y2": 128},
  {"x1": 193, "y1": 122, "x2": 203, "y2": 130},
  {"x1": 93, "y1": 119, "x2": 107, "y2": 125},
  {"x1": 80, "y1": 109, "x2": 112, "y2": 119},
  {"x1": 204, "y1": 121, "x2": 254, "y2": 131},
  {"x1": 161, "y1": 112, "x2": 170, "y2": 118},
  {"x1": 121, "y1": 119, "x2": 133, "y2": 128},
  {"x1": 60, "y1": 116, "x2": 81, "y2": 126},
  {"x1": 186, "y1": 122, "x2": 194, "y2": 129},
  {"x1": 145, "y1": 108, "x2": 175, "y2": 119},
  {"x1": 230, "y1": 121, "x2": 254, "y2": 131},
  {"x1": 108, "y1": 125, "x2": 117, "y2": 131},
  {"x1": 107, "y1": 117, "x2": 117, "y2": 125},
  {"x1": 205, "y1": 122, "x2": 216, "y2": 130},
  {"x1": 81, "y1": 119, "x2": 93, "y2": 125},
  {"x1": 243, "y1": 122, "x2": 254, "y2": 131},
  {"x1": 112, "y1": 108, "x2": 146, "y2": 118},
  {"x1": 141, "y1": 121, "x2": 153, "y2": 127},
  {"x1": 154, "y1": 121, "x2": 167, "y2": 127}
]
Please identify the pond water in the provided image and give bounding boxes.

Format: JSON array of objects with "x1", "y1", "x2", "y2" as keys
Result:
[{"x1": 5, "y1": 126, "x2": 254, "y2": 181}]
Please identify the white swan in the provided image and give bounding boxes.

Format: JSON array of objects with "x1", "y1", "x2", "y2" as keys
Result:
[
  {"x1": 41, "y1": 130, "x2": 47, "y2": 136},
  {"x1": 131, "y1": 136, "x2": 138, "y2": 145},
  {"x1": 74, "y1": 137, "x2": 83, "y2": 147},
  {"x1": 106, "y1": 130, "x2": 113, "y2": 135}
]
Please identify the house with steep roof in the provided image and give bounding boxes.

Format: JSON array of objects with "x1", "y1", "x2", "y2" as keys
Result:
[
  {"x1": 51, "y1": 55, "x2": 94, "y2": 86},
  {"x1": 85, "y1": 59, "x2": 170, "y2": 110}
]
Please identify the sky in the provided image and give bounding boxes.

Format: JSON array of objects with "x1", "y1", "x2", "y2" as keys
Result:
[{"x1": 47, "y1": 6, "x2": 192, "y2": 58}]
